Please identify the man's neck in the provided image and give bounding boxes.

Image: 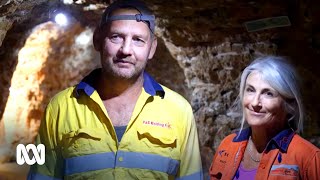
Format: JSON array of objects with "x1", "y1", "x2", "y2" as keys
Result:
[
  {"x1": 97, "y1": 72, "x2": 144, "y2": 100},
  {"x1": 97, "y1": 72, "x2": 144, "y2": 126}
]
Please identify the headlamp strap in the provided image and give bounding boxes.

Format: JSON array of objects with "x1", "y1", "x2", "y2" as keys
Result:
[{"x1": 107, "y1": 14, "x2": 155, "y2": 22}]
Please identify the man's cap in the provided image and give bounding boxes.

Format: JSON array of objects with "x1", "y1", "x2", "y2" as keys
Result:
[{"x1": 100, "y1": 0, "x2": 155, "y2": 33}]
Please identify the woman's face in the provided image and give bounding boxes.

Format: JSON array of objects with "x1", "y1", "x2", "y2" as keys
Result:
[{"x1": 242, "y1": 71, "x2": 287, "y2": 129}]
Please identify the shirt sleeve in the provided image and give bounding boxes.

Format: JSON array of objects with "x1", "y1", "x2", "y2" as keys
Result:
[
  {"x1": 27, "y1": 102, "x2": 64, "y2": 180},
  {"x1": 176, "y1": 102, "x2": 203, "y2": 180},
  {"x1": 306, "y1": 150, "x2": 320, "y2": 180}
]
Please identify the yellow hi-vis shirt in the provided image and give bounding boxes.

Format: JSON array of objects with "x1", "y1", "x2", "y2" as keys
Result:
[{"x1": 28, "y1": 69, "x2": 203, "y2": 180}]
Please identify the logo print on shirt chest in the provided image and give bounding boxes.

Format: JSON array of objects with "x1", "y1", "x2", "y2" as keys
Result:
[{"x1": 143, "y1": 120, "x2": 171, "y2": 128}]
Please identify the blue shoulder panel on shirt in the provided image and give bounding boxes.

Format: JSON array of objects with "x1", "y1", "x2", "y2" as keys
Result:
[
  {"x1": 143, "y1": 72, "x2": 165, "y2": 98},
  {"x1": 232, "y1": 127, "x2": 295, "y2": 152},
  {"x1": 233, "y1": 128, "x2": 251, "y2": 142},
  {"x1": 75, "y1": 69, "x2": 100, "y2": 97},
  {"x1": 269, "y1": 128, "x2": 294, "y2": 152},
  {"x1": 75, "y1": 69, "x2": 165, "y2": 98},
  {"x1": 75, "y1": 81, "x2": 95, "y2": 97}
]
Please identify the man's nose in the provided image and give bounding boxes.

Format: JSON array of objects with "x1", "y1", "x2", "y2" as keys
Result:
[{"x1": 120, "y1": 39, "x2": 132, "y2": 55}]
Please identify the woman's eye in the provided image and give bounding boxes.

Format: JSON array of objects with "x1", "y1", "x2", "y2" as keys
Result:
[
  {"x1": 265, "y1": 91, "x2": 274, "y2": 97},
  {"x1": 246, "y1": 87, "x2": 254, "y2": 92}
]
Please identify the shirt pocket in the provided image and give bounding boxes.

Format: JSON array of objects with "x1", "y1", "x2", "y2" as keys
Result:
[
  {"x1": 61, "y1": 128, "x2": 110, "y2": 158},
  {"x1": 135, "y1": 171, "x2": 165, "y2": 180},
  {"x1": 136, "y1": 126, "x2": 177, "y2": 149},
  {"x1": 269, "y1": 164, "x2": 299, "y2": 180}
]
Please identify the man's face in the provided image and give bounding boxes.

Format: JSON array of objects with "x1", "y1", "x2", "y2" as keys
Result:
[{"x1": 100, "y1": 8, "x2": 157, "y2": 80}]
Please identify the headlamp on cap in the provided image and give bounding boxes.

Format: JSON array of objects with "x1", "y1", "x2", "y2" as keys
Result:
[{"x1": 100, "y1": 0, "x2": 155, "y2": 33}]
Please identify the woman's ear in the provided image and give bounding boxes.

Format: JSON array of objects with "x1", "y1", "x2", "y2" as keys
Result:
[{"x1": 93, "y1": 27, "x2": 102, "y2": 51}]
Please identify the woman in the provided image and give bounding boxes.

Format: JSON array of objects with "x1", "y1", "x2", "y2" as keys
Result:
[{"x1": 209, "y1": 56, "x2": 320, "y2": 180}]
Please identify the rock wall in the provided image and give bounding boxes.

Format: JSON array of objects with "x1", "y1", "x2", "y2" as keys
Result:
[{"x1": 0, "y1": 21, "x2": 100, "y2": 162}]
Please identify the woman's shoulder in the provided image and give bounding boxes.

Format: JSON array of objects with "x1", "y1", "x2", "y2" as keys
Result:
[
  {"x1": 288, "y1": 134, "x2": 320, "y2": 156},
  {"x1": 286, "y1": 134, "x2": 320, "y2": 172},
  {"x1": 219, "y1": 132, "x2": 242, "y2": 146}
]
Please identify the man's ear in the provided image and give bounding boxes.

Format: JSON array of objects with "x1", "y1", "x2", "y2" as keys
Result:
[
  {"x1": 148, "y1": 36, "x2": 157, "y2": 59},
  {"x1": 93, "y1": 27, "x2": 103, "y2": 51}
]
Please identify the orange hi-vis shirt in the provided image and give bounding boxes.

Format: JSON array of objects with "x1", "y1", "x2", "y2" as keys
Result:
[{"x1": 210, "y1": 128, "x2": 320, "y2": 180}]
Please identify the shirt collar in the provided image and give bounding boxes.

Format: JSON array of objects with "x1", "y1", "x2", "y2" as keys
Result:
[
  {"x1": 233, "y1": 127, "x2": 295, "y2": 152},
  {"x1": 74, "y1": 69, "x2": 99, "y2": 97},
  {"x1": 268, "y1": 128, "x2": 295, "y2": 152},
  {"x1": 143, "y1": 71, "x2": 165, "y2": 98},
  {"x1": 74, "y1": 69, "x2": 165, "y2": 98},
  {"x1": 233, "y1": 128, "x2": 251, "y2": 142}
]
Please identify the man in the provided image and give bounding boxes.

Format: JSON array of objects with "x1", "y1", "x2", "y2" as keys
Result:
[{"x1": 28, "y1": 0, "x2": 202, "y2": 179}]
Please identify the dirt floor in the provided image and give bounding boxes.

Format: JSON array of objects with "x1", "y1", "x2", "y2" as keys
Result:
[{"x1": 0, "y1": 163, "x2": 29, "y2": 180}]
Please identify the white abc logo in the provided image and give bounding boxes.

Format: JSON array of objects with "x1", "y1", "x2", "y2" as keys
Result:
[{"x1": 16, "y1": 144, "x2": 45, "y2": 165}]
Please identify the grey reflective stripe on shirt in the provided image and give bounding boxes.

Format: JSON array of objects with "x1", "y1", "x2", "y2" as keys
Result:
[
  {"x1": 116, "y1": 151, "x2": 180, "y2": 176},
  {"x1": 64, "y1": 151, "x2": 180, "y2": 176},
  {"x1": 176, "y1": 171, "x2": 203, "y2": 180},
  {"x1": 64, "y1": 152, "x2": 115, "y2": 175},
  {"x1": 27, "y1": 172, "x2": 62, "y2": 180}
]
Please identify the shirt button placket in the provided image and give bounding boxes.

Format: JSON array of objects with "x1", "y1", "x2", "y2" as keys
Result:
[
  {"x1": 115, "y1": 152, "x2": 125, "y2": 180},
  {"x1": 118, "y1": 156, "x2": 123, "y2": 162}
]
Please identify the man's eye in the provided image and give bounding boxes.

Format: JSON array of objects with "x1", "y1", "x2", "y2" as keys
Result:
[
  {"x1": 109, "y1": 35, "x2": 122, "y2": 43},
  {"x1": 133, "y1": 38, "x2": 145, "y2": 46}
]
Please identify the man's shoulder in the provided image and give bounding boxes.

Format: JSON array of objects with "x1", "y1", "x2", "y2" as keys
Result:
[
  {"x1": 160, "y1": 85, "x2": 191, "y2": 107},
  {"x1": 49, "y1": 86, "x2": 76, "y2": 105}
]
